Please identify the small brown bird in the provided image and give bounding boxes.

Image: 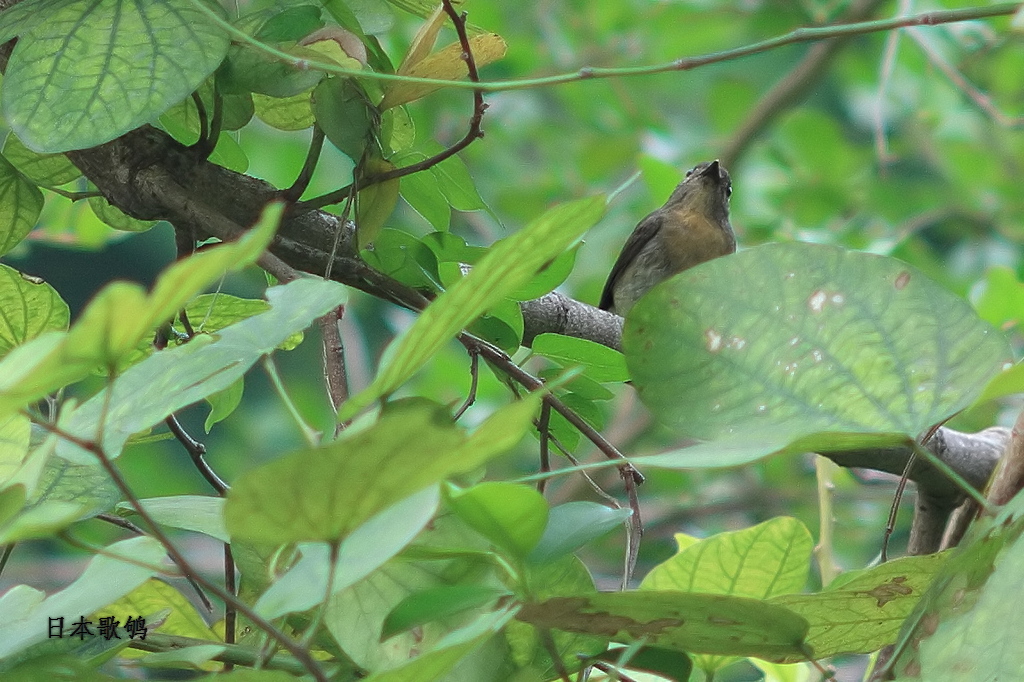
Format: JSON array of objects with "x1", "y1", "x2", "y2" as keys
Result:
[{"x1": 599, "y1": 160, "x2": 736, "y2": 316}]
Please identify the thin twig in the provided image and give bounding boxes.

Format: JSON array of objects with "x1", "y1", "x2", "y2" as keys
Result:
[
  {"x1": 543, "y1": 429, "x2": 623, "y2": 507},
  {"x1": 590, "y1": 660, "x2": 640, "y2": 682},
  {"x1": 187, "y1": 0, "x2": 1019, "y2": 94},
  {"x1": 323, "y1": 184, "x2": 357, "y2": 281},
  {"x1": 320, "y1": 305, "x2": 350, "y2": 422},
  {"x1": 452, "y1": 349, "x2": 480, "y2": 420},
  {"x1": 166, "y1": 414, "x2": 228, "y2": 494},
  {"x1": 96, "y1": 512, "x2": 146, "y2": 535},
  {"x1": 301, "y1": 0, "x2": 487, "y2": 209},
  {"x1": 223, "y1": 544, "x2": 236, "y2": 660},
  {"x1": 191, "y1": 89, "x2": 223, "y2": 160},
  {"x1": 881, "y1": 452, "x2": 915, "y2": 562},
  {"x1": 45, "y1": 186, "x2": 103, "y2": 201},
  {"x1": 621, "y1": 469, "x2": 642, "y2": 589},
  {"x1": 536, "y1": 401, "x2": 552, "y2": 493},
  {"x1": 283, "y1": 127, "x2": 326, "y2": 202},
  {"x1": 31, "y1": 420, "x2": 330, "y2": 682},
  {"x1": 178, "y1": 309, "x2": 195, "y2": 338},
  {"x1": 0, "y1": 543, "x2": 14, "y2": 579}
]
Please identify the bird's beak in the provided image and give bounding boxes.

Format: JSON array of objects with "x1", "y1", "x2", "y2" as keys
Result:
[{"x1": 699, "y1": 159, "x2": 721, "y2": 180}]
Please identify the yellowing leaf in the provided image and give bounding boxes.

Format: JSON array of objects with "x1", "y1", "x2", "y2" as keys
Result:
[
  {"x1": 357, "y1": 159, "x2": 400, "y2": 248},
  {"x1": 381, "y1": 34, "x2": 507, "y2": 109},
  {"x1": 399, "y1": 3, "x2": 447, "y2": 72}
]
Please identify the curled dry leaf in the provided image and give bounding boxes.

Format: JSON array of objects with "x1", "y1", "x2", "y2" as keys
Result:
[{"x1": 300, "y1": 26, "x2": 368, "y2": 67}]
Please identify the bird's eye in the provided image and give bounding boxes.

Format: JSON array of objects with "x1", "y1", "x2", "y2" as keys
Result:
[
  {"x1": 725, "y1": 183, "x2": 733, "y2": 197},
  {"x1": 685, "y1": 169, "x2": 694, "y2": 178}
]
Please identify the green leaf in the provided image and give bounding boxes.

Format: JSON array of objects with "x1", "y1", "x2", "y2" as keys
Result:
[
  {"x1": 973, "y1": 265, "x2": 1024, "y2": 331},
  {"x1": 0, "y1": 536, "x2": 166, "y2": 660},
  {"x1": 532, "y1": 332, "x2": 628, "y2": 383},
  {"x1": 254, "y1": 487, "x2": 439, "y2": 619},
  {"x1": 0, "y1": 203, "x2": 281, "y2": 418},
  {"x1": 136, "y1": 645, "x2": 226, "y2": 670},
  {"x1": 226, "y1": 395, "x2": 540, "y2": 544},
  {"x1": 87, "y1": 193, "x2": 158, "y2": 233},
  {"x1": 772, "y1": 553, "x2": 947, "y2": 660},
  {"x1": 2, "y1": 132, "x2": 81, "y2": 186},
  {"x1": 329, "y1": 0, "x2": 395, "y2": 36},
  {"x1": 467, "y1": 298, "x2": 523, "y2": 352},
  {"x1": 1, "y1": 0, "x2": 230, "y2": 152},
  {"x1": 639, "y1": 517, "x2": 812, "y2": 674},
  {"x1": 360, "y1": 611, "x2": 513, "y2": 682},
  {"x1": 421, "y1": 231, "x2": 487, "y2": 265},
  {"x1": 357, "y1": 159, "x2": 400, "y2": 248},
  {"x1": 324, "y1": 514, "x2": 506, "y2": 670},
  {"x1": 382, "y1": 585, "x2": 511, "y2": 640},
  {"x1": 0, "y1": 445, "x2": 120, "y2": 542},
  {"x1": 116, "y1": 293, "x2": 299, "y2": 376},
  {"x1": 889, "y1": 500, "x2": 1024, "y2": 679},
  {"x1": 0, "y1": 155, "x2": 43, "y2": 256},
  {"x1": 446, "y1": 482, "x2": 549, "y2": 558},
  {"x1": 625, "y1": 243, "x2": 1011, "y2": 445},
  {"x1": 116, "y1": 496, "x2": 228, "y2": 543},
  {"x1": 204, "y1": 377, "x2": 244, "y2": 432},
  {"x1": 340, "y1": 194, "x2": 606, "y2": 420},
  {"x1": 516, "y1": 591, "x2": 809, "y2": 661},
  {"x1": 312, "y1": 77, "x2": 375, "y2": 162},
  {"x1": 431, "y1": 151, "x2": 487, "y2": 212},
  {"x1": 507, "y1": 556, "x2": 607, "y2": 676},
  {"x1": 400, "y1": 166, "x2": 451, "y2": 230},
  {"x1": 595, "y1": 646, "x2": 693, "y2": 682},
  {"x1": 508, "y1": 245, "x2": 578, "y2": 301},
  {"x1": 255, "y1": 5, "x2": 324, "y2": 42},
  {"x1": 360, "y1": 228, "x2": 440, "y2": 290},
  {"x1": 641, "y1": 517, "x2": 813, "y2": 597},
  {"x1": 218, "y1": 42, "x2": 324, "y2": 98},
  {"x1": 27, "y1": 445, "x2": 119, "y2": 512},
  {"x1": 528, "y1": 501, "x2": 632, "y2": 564},
  {"x1": 53, "y1": 277, "x2": 347, "y2": 464},
  {"x1": 977, "y1": 360, "x2": 1024, "y2": 404},
  {"x1": 0, "y1": 413, "x2": 30, "y2": 487},
  {"x1": 0, "y1": 485, "x2": 26, "y2": 528},
  {"x1": 97, "y1": 578, "x2": 218, "y2": 641},
  {"x1": 157, "y1": 105, "x2": 250, "y2": 174},
  {"x1": 252, "y1": 91, "x2": 316, "y2": 131},
  {"x1": 0, "y1": 264, "x2": 69, "y2": 358}
]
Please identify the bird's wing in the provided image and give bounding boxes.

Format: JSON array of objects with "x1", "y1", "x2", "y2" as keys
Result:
[{"x1": 598, "y1": 212, "x2": 663, "y2": 311}]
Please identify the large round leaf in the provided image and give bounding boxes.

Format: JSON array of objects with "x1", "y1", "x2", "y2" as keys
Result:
[
  {"x1": 1, "y1": 0, "x2": 230, "y2": 152},
  {"x1": 624, "y1": 242, "x2": 1011, "y2": 442}
]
